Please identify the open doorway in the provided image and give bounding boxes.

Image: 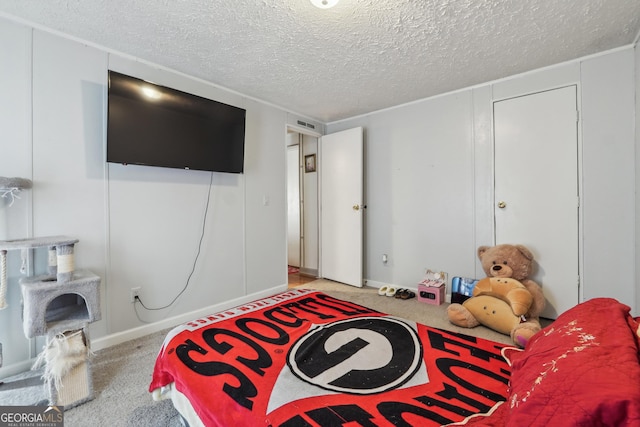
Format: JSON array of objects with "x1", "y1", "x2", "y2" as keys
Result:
[{"x1": 286, "y1": 127, "x2": 320, "y2": 286}]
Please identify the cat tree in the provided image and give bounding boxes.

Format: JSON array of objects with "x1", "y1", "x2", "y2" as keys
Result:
[
  {"x1": 0, "y1": 177, "x2": 101, "y2": 408},
  {"x1": 0, "y1": 236, "x2": 101, "y2": 408}
]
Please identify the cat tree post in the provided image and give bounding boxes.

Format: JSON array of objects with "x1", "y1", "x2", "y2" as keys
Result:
[{"x1": 0, "y1": 250, "x2": 7, "y2": 310}]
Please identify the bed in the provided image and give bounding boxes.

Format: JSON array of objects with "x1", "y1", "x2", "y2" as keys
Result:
[{"x1": 149, "y1": 289, "x2": 640, "y2": 426}]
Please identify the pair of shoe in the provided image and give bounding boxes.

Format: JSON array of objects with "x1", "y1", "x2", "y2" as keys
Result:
[
  {"x1": 378, "y1": 285, "x2": 397, "y2": 297},
  {"x1": 377, "y1": 286, "x2": 415, "y2": 299},
  {"x1": 394, "y1": 288, "x2": 416, "y2": 300}
]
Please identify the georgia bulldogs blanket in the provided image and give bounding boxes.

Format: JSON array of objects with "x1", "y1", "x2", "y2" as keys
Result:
[{"x1": 149, "y1": 289, "x2": 511, "y2": 426}]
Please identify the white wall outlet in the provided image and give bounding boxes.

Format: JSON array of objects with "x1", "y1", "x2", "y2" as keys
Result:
[{"x1": 130, "y1": 287, "x2": 141, "y2": 303}]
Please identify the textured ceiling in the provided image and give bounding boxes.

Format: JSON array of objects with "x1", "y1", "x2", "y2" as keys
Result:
[{"x1": 1, "y1": 1, "x2": 639, "y2": 123}]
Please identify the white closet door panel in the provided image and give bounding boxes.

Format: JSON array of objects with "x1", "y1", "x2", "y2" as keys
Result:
[{"x1": 494, "y1": 86, "x2": 579, "y2": 319}]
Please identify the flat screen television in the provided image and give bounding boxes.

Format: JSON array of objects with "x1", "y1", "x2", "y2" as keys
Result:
[{"x1": 107, "y1": 70, "x2": 246, "y2": 173}]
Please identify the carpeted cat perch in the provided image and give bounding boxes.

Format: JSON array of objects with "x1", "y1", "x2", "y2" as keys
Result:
[{"x1": 0, "y1": 176, "x2": 32, "y2": 208}]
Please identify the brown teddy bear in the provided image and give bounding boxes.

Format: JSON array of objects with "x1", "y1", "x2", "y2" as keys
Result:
[{"x1": 447, "y1": 244, "x2": 546, "y2": 347}]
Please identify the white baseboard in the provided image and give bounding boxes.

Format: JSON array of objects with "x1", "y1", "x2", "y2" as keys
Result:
[
  {"x1": 0, "y1": 359, "x2": 37, "y2": 380},
  {"x1": 299, "y1": 267, "x2": 318, "y2": 277},
  {"x1": 91, "y1": 284, "x2": 289, "y2": 352},
  {"x1": 363, "y1": 279, "x2": 387, "y2": 289},
  {"x1": 364, "y1": 279, "x2": 419, "y2": 292}
]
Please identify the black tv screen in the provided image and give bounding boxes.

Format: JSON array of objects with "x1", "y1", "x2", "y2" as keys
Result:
[{"x1": 107, "y1": 70, "x2": 246, "y2": 173}]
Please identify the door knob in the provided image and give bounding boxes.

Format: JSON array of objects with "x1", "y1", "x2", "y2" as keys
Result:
[
  {"x1": 353, "y1": 205, "x2": 360, "y2": 211},
  {"x1": 497, "y1": 201, "x2": 506, "y2": 209}
]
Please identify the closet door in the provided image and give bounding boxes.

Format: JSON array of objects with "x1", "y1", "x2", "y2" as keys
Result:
[{"x1": 494, "y1": 86, "x2": 579, "y2": 319}]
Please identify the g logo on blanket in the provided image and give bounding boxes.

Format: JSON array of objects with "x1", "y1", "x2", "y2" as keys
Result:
[
  {"x1": 287, "y1": 317, "x2": 423, "y2": 394},
  {"x1": 150, "y1": 290, "x2": 512, "y2": 427}
]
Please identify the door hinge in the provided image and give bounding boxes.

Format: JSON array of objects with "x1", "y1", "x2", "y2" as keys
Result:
[{"x1": 576, "y1": 110, "x2": 580, "y2": 122}]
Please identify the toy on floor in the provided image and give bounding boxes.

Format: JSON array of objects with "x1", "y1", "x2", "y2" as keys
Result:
[{"x1": 447, "y1": 244, "x2": 546, "y2": 347}]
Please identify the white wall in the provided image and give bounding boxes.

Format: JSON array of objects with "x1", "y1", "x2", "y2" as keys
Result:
[
  {"x1": 32, "y1": 28, "x2": 109, "y2": 339},
  {"x1": 0, "y1": 17, "x2": 290, "y2": 376},
  {"x1": 0, "y1": 18, "x2": 35, "y2": 369},
  {"x1": 329, "y1": 93, "x2": 478, "y2": 288},
  {"x1": 580, "y1": 50, "x2": 635, "y2": 305},
  {"x1": 329, "y1": 47, "x2": 637, "y2": 316},
  {"x1": 244, "y1": 99, "x2": 289, "y2": 295}
]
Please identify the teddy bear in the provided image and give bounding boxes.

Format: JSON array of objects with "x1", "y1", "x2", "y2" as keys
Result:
[{"x1": 447, "y1": 244, "x2": 546, "y2": 347}]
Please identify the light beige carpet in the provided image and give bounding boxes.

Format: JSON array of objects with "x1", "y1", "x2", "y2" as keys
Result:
[
  {"x1": 294, "y1": 279, "x2": 515, "y2": 344},
  {"x1": 0, "y1": 328, "x2": 181, "y2": 427}
]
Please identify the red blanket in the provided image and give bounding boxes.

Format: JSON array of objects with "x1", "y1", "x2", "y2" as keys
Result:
[
  {"x1": 150, "y1": 289, "x2": 511, "y2": 426},
  {"x1": 451, "y1": 298, "x2": 640, "y2": 427}
]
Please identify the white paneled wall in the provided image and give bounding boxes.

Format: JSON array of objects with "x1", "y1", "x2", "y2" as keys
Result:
[
  {"x1": 32, "y1": 29, "x2": 109, "y2": 339},
  {"x1": 0, "y1": 17, "x2": 290, "y2": 376},
  {"x1": 244, "y1": 99, "x2": 289, "y2": 296},
  {"x1": 0, "y1": 18, "x2": 33, "y2": 371},
  {"x1": 330, "y1": 93, "x2": 478, "y2": 287},
  {"x1": 580, "y1": 50, "x2": 636, "y2": 305},
  {"x1": 329, "y1": 48, "x2": 637, "y2": 315}
]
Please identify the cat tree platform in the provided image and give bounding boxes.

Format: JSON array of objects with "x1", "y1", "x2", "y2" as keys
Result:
[
  {"x1": 0, "y1": 235, "x2": 77, "y2": 250},
  {"x1": 0, "y1": 235, "x2": 79, "y2": 284},
  {"x1": 20, "y1": 269, "x2": 101, "y2": 339}
]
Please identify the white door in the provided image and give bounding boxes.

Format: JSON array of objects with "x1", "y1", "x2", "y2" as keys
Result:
[
  {"x1": 320, "y1": 127, "x2": 364, "y2": 287},
  {"x1": 494, "y1": 86, "x2": 579, "y2": 319},
  {"x1": 287, "y1": 145, "x2": 300, "y2": 267}
]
